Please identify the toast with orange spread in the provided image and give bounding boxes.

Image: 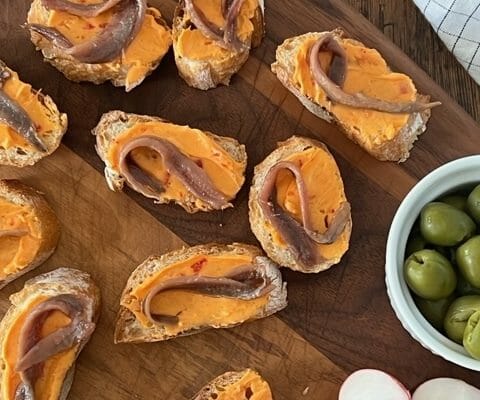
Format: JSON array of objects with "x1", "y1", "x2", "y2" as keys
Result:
[
  {"x1": 93, "y1": 111, "x2": 247, "y2": 213},
  {"x1": 271, "y1": 30, "x2": 440, "y2": 162},
  {"x1": 114, "y1": 243, "x2": 287, "y2": 343},
  {"x1": 0, "y1": 268, "x2": 100, "y2": 400},
  {"x1": 27, "y1": 0, "x2": 172, "y2": 92},
  {"x1": 0, "y1": 180, "x2": 60, "y2": 289},
  {"x1": 0, "y1": 61, "x2": 67, "y2": 167},
  {"x1": 192, "y1": 369, "x2": 273, "y2": 400},
  {"x1": 249, "y1": 136, "x2": 352, "y2": 273},
  {"x1": 173, "y1": 0, "x2": 265, "y2": 90}
]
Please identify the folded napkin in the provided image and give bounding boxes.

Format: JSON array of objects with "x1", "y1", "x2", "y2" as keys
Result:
[{"x1": 413, "y1": 0, "x2": 480, "y2": 85}]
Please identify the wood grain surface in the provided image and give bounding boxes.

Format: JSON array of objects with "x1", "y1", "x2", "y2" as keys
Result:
[{"x1": 1, "y1": 0, "x2": 480, "y2": 398}]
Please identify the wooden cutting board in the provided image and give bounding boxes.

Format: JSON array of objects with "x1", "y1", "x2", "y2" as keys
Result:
[{"x1": 1, "y1": 0, "x2": 480, "y2": 399}]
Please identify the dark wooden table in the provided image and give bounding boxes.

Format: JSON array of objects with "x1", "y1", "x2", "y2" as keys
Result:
[{"x1": 1, "y1": 0, "x2": 479, "y2": 399}]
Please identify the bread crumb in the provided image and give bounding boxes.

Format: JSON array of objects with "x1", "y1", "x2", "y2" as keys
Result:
[{"x1": 302, "y1": 386, "x2": 309, "y2": 395}]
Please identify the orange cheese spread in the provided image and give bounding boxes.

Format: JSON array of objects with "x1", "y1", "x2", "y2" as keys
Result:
[
  {"x1": 293, "y1": 37, "x2": 417, "y2": 147},
  {"x1": 0, "y1": 70, "x2": 58, "y2": 151},
  {"x1": 176, "y1": 0, "x2": 259, "y2": 60},
  {"x1": 270, "y1": 147, "x2": 349, "y2": 261},
  {"x1": 2, "y1": 296, "x2": 77, "y2": 400},
  {"x1": 107, "y1": 121, "x2": 245, "y2": 206},
  {"x1": 123, "y1": 254, "x2": 268, "y2": 336},
  {"x1": 30, "y1": 0, "x2": 172, "y2": 88},
  {"x1": 0, "y1": 198, "x2": 42, "y2": 281},
  {"x1": 217, "y1": 370, "x2": 272, "y2": 400}
]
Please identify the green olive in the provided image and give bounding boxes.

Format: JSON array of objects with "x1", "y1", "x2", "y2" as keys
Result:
[
  {"x1": 420, "y1": 202, "x2": 476, "y2": 246},
  {"x1": 404, "y1": 249, "x2": 457, "y2": 300},
  {"x1": 440, "y1": 195, "x2": 468, "y2": 211},
  {"x1": 456, "y1": 274, "x2": 480, "y2": 296},
  {"x1": 457, "y1": 236, "x2": 480, "y2": 288},
  {"x1": 406, "y1": 234, "x2": 427, "y2": 256},
  {"x1": 467, "y1": 185, "x2": 480, "y2": 223},
  {"x1": 464, "y1": 310, "x2": 480, "y2": 360},
  {"x1": 415, "y1": 295, "x2": 454, "y2": 331},
  {"x1": 444, "y1": 295, "x2": 480, "y2": 343}
]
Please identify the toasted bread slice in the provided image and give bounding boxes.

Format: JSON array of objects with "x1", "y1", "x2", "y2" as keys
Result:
[
  {"x1": 249, "y1": 136, "x2": 352, "y2": 273},
  {"x1": 172, "y1": 0, "x2": 265, "y2": 90},
  {"x1": 0, "y1": 61, "x2": 67, "y2": 167},
  {"x1": 114, "y1": 243, "x2": 287, "y2": 343},
  {"x1": 271, "y1": 30, "x2": 433, "y2": 162},
  {"x1": 0, "y1": 267, "x2": 100, "y2": 400},
  {"x1": 192, "y1": 369, "x2": 273, "y2": 400},
  {"x1": 0, "y1": 180, "x2": 60, "y2": 288},
  {"x1": 27, "y1": 0, "x2": 172, "y2": 92},
  {"x1": 93, "y1": 110, "x2": 247, "y2": 213}
]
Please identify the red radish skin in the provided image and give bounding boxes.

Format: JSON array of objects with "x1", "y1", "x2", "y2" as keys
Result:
[
  {"x1": 413, "y1": 378, "x2": 480, "y2": 400},
  {"x1": 339, "y1": 369, "x2": 411, "y2": 400}
]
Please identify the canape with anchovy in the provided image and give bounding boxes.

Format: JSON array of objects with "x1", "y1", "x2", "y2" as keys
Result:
[
  {"x1": 0, "y1": 180, "x2": 60, "y2": 288},
  {"x1": 0, "y1": 268, "x2": 100, "y2": 400},
  {"x1": 0, "y1": 61, "x2": 66, "y2": 166},
  {"x1": 249, "y1": 136, "x2": 352, "y2": 273},
  {"x1": 27, "y1": 0, "x2": 173, "y2": 91},
  {"x1": 172, "y1": 0, "x2": 265, "y2": 90},
  {"x1": 271, "y1": 30, "x2": 440, "y2": 162},
  {"x1": 115, "y1": 243, "x2": 287, "y2": 343},
  {"x1": 93, "y1": 111, "x2": 247, "y2": 213}
]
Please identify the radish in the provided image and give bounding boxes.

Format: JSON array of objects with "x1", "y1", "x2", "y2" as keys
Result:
[
  {"x1": 339, "y1": 369, "x2": 411, "y2": 400},
  {"x1": 413, "y1": 378, "x2": 480, "y2": 400}
]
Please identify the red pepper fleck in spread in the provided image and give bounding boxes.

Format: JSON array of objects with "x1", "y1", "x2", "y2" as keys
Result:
[
  {"x1": 85, "y1": 22, "x2": 95, "y2": 30},
  {"x1": 164, "y1": 172, "x2": 171, "y2": 187},
  {"x1": 190, "y1": 258, "x2": 207, "y2": 273}
]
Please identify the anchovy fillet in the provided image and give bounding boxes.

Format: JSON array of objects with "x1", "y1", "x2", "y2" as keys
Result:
[
  {"x1": 259, "y1": 161, "x2": 350, "y2": 268},
  {"x1": 142, "y1": 262, "x2": 274, "y2": 325},
  {"x1": 309, "y1": 34, "x2": 441, "y2": 113},
  {"x1": 118, "y1": 135, "x2": 230, "y2": 210}
]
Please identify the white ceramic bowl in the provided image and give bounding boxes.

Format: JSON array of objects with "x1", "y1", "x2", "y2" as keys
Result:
[{"x1": 386, "y1": 155, "x2": 480, "y2": 371}]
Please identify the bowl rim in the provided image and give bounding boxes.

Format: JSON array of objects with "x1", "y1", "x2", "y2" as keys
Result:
[{"x1": 386, "y1": 155, "x2": 480, "y2": 371}]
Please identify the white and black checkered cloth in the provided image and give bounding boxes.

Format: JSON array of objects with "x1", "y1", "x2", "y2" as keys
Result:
[{"x1": 413, "y1": 0, "x2": 480, "y2": 84}]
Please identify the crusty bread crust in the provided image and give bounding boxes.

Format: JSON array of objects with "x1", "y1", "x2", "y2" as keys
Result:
[
  {"x1": 27, "y1": 0, "x2": 172, "y2": 92},
  {"x1": 0, "y1": 180, "x2": 61, "y2": 288},
  {"x1": 114, "y1": 243, "x2": 287, "y2": 343},
  {"x1": 172, "y1": 0, "x2": 265, "y2": 90},
  {"x1": 249, "y1": 136, "x2": 352, "y2": 273},
  {"x1": 192, "y1": 369, "x2": 271, "y2": 400},
  {"x1": 93, "y1": 110, "x2": 247, "y2": 213},
  {"x1": 0, "y1": 65, "x2": 67, "y2": 167},
  {"x1": 271, "y1": 30, "x2": 432, "y2": 162},
  {"x1": 0, "y1": 267, "x2": 100, "y2": 400}
]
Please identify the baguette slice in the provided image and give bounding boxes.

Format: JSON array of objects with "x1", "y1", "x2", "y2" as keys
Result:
[
  {"x1": 249, "y1": 136, "x2": 352, "y2": 273},
  {"x1": 93, "y1": 110, "x2": 247, "y2": 213},
  {"x1": 0, "y1": 61, "x2": 67, "y2": 167},
  {"x1": 0, "y1": 179, "x2": 60, "y2": 289},
  {"x1": 271, "y1": 30, "x2": 433, "y2": 162},
  {"x1": 172, "y1": 0, "x2": 265, "y2": 90},
  {"x1": 115, "y1": 243, "x2": 287, "y2": 343},
  {"x1": 27, "y1": 0, "x2": 172, "y2": 92},
  {"x1": 192, "y1": 369, "x2": 273, "y2": 400},
  {"x1": 0, "y1": 268, "x2": 100, "y2": 400}
]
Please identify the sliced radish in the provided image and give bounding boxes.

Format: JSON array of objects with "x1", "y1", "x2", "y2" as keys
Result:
[
  {"x1": 413, "y1": 378, "x2": 480, "y2": 400},
  {"x1": 339, "y1": 369, "x2": 411, "y2": 400}
]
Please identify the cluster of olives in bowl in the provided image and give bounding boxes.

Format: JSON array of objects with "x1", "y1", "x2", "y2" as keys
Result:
[{"x1": 404, "y1": 185, "x2": 480, "y2": 360}]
